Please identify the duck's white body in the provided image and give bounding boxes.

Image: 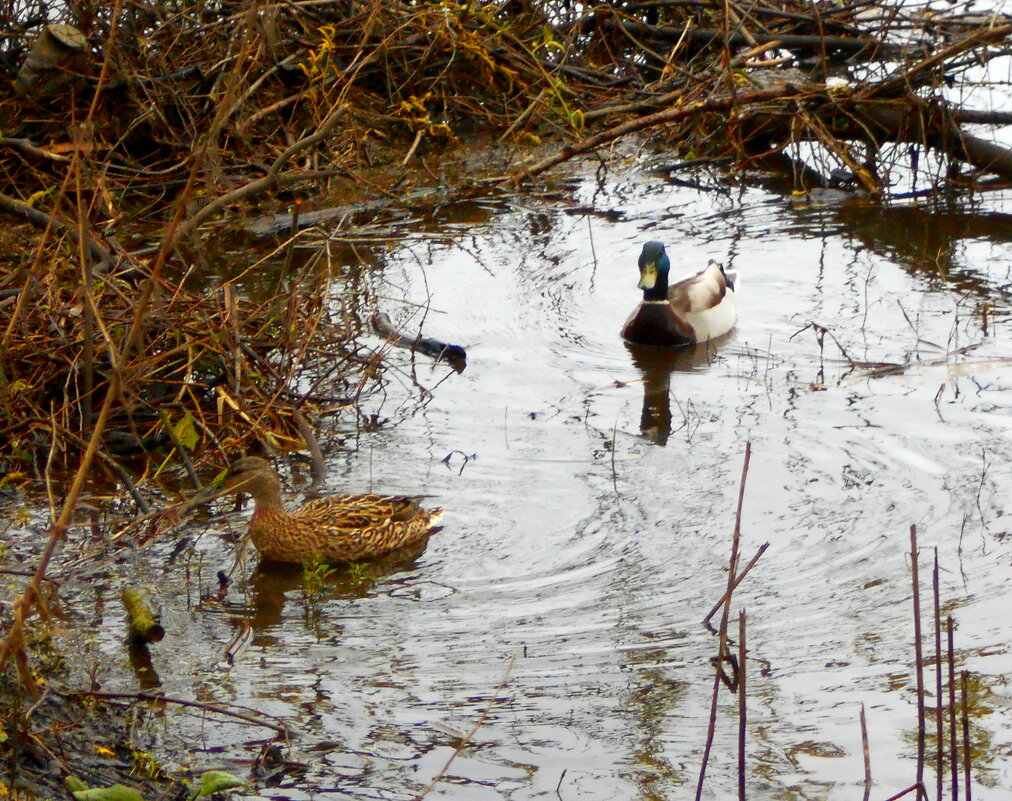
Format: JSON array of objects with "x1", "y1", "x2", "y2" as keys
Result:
[{"x1": 669, "y1": 261, "x2": 738, "y2": 341}]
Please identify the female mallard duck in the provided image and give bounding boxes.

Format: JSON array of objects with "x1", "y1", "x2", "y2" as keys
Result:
[
  {"x1": 223, "y1": 456, "x2": 443, "y2": 564},
  {"x1": 621, "y1": 241, "x2": 737, "y2": 347}
]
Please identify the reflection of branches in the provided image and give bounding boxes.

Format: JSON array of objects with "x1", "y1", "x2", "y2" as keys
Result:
[
  {"x1": 959, "y1": 448, "x2": 993, "y2": 558},
  {"x1": 793, "y1": 322, "x2": 999, "y2": 386},
  {"x1": 441, "y1": 450, "x2": 476, "y2": 476}
]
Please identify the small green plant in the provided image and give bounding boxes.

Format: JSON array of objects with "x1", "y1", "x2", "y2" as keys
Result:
[
  {"x1": 27, "y1": 624, "x2": 63, "y2": 673},
  {"x1": 301, "y1": 556, "x2": 336, "y2": 611},
  {"x1": 130, "y1": 751, "x2": 166, "y2": 781},
  {"x1": 345, "y1": 561, "x2": 370, "y2": 582}
]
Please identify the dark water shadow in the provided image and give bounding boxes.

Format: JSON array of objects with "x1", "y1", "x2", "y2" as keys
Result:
[
  {"x1": 747, "y1": 153, "x2": 1012, "y2": 300},
  {"x1": 624, "y1": 341, "x2": 720, "y2": 446},
  {"x1": 127, "y1": 643, "x2": 162, "y2": 689},
  {"x1": 832, "y1": 203, "x2": 1012, "y2": 300}
]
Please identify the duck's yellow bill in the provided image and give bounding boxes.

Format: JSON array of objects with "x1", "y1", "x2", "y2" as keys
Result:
[{"x1": 638, "y1": 262, "x2": 657, "y2": 290}]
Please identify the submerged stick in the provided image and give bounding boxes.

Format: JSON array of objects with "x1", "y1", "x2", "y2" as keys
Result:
[
  {"x1": 414, "y1": 650, "x2": 518, "y2": 800},
  {"x1": 74, "y1": 689, "x2": 288, "y2": 736},
  {"x1": 909, "y1": 524, "x2": 926, "y2": 794},
  {"x1": 372, "y1": 312, "x2": 467, "y2": 373}
]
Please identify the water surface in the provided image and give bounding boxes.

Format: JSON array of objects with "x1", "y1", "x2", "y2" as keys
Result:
[{"x1": 92, "y1": 164, "x2": 1012, "y2": 799}]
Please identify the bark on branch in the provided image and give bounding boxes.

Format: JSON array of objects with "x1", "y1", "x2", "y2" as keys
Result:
[
  {"x1": 743, "y1": 94, "x2": 1012, "y2": 182},
  {"x1": 851, "y1": 101, "x2": 1012, "y2": 180},
  {"x1": 603, "y1": 19, "x2": 907, "y2": 59},
  {"x1": 506, "y1": 86, "x2": 801, "y2": 183},
  {"x1": 0, "y1": 192, "x2": 116, "y2": 269}
]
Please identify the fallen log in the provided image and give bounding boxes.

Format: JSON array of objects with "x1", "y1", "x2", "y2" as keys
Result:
[
  {"x1": 740, "y1": 94, "x2": 1012, "y2": 183},
  {"x1": 15, "y1": 24, "x2": 88, "y2": 99},
  {"x1": 856, "y1": 101, "x2": 1012, "y2": 181},
  {"x1": 372, "y1": 312, "x2": 467, "y2": 373},
  {"x1": 0, "y1": 192, "x2": 117, "y2": 270},
  {"x1": 600, "y1": 19, "x2": 911, "y2": 60}
]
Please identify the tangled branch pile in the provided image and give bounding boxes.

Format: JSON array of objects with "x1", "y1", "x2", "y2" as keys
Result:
[{"x1": 1, "y1": 0, "x2": 1010, "y2": 481}]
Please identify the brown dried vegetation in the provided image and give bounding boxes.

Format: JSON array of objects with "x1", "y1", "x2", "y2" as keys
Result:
[{"x1": 1, "y1": 1, "x2": 1011, "y2": 481}]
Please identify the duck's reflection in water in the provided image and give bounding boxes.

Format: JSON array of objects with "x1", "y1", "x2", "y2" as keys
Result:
[
  {"x1": 624, "y1": 341, "x2": 718, "y2": 446},
  {"x1": 236, "y1": 536, "x2": 433, "y2": 632}
]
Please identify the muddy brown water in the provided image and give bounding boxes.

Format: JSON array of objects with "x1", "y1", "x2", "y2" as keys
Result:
[{"x1": 27, "y1": 165, "x2": 1012, "y2": 799}]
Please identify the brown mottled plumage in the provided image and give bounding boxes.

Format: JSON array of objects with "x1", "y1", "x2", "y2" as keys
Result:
[{"x1": 223, "y1": 456, "x2": 443, "y2": 564}]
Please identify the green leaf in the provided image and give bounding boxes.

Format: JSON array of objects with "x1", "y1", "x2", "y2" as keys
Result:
[
  {"x1": 188, "y1": 770, "x2": 248, "y2": 799},
  {"x1": 173, "y1": 411, "x2": 200, "y2": 451},
  {"x1": 64, "y1": 776, "x2": 87, "y2": 792},
  {"x1": 71, "y1": 784, "x2": 146, "y2": 801}
]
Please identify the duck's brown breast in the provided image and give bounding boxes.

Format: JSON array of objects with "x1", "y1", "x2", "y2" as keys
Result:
[{"x1": 621, "y1": 303, "x2": 696, "y2": 346}]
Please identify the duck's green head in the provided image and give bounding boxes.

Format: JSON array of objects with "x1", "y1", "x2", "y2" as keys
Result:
[{"x1": 637, "y1": 241, "x2": 670, "y2": 300}]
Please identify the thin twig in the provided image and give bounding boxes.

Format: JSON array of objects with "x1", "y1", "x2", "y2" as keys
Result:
[
  {"x1": 737, "y1": 609, "x2": 747, "y2": 801},
  {"x1": 413, "y1": 651, "x2": 519, "y2": 800},
  {"x1": 947, "y1": 617, "x2": 959, "y2": 801},
  {"x1": 933, "y1": 549, "x2": 943, "y2": 801},
  {"x1": 695, "y1": 442, "x2": 751, "y2": 801},
  {"x1": 960, "y1": 670, "x2": 971, "y2": 801},
  {"x1": 909, "y1": 524, "x2": 926, "y2": 796},
  {"x1": 702, "y1": 542, "x2": 769, "y2": 628},
  {"x1": 881, "y1": 785, "x2": 924, "y2": 801},
  {"x1": 860, "y1": 703, "x2": 871, "y2": 801}
]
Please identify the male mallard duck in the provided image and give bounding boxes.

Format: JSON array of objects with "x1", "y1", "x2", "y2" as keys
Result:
[
  {"x1": 223, "y1": 456, "x2": 443, "y2": 564},
  {"x1": 621, "y1": 241, "x2": 737, "y2": 347}
]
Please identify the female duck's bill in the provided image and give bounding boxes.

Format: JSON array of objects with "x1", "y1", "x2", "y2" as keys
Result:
[{"x1": 621, "y1": 241, "x2": 737, "y2": 347}]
